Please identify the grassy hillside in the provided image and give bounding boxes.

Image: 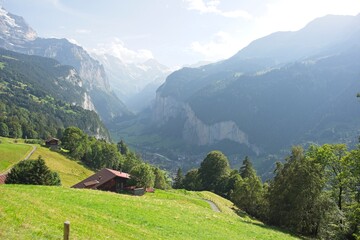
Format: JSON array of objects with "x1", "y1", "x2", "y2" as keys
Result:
[
  {"x1": 0, "y1": 138, "x2": 33, "y2": 172},
  {"x1": 30, "y1": 147, "x2": 94, "y2": 187},
  {"x1": 0, "y1": 185, "x2": 299, "y2": 240},
  {"x1": 0, "y1": 137, "x2": 94, "y2": 186}
]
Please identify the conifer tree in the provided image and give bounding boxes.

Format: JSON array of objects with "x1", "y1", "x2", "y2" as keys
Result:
[
  {"x1": 232, "y1": 156, "x2": 263, "y2": 218},
  {"x1": 173, "y1": 167, "x2": 184, "y2": 189}
]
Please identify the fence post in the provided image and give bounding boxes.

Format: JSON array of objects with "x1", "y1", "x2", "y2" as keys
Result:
[{"x1": 64, "y1": 221, "x2": 70, "y2": 240}]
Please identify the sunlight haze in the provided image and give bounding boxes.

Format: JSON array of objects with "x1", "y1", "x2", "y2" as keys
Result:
[{"x1": 3, "y1": 0, "x2": 360, "y2": 67}]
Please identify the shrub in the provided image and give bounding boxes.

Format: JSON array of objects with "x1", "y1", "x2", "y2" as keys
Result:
[
  {"x1": 5, "y1": 156, "x2": 61, "y2": 186},
  {"x1": 24, "y1": 139, "x2": 43, "y2": 144}
]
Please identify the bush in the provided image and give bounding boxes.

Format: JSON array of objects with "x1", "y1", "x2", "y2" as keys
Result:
[
  {"x1": 129, "y1": 163, "x2": 155, "y2": 188},
  {"x1": 24, "y1": 139, "x2": 43, "y2": 144},
  {"x1": 5, "y1": 156, "x2": 61, "y2": 186}
]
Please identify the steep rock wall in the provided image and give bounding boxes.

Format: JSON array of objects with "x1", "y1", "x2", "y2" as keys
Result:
[{"x1": 153, "y1": 94, "x2": 260, "y2": 154}]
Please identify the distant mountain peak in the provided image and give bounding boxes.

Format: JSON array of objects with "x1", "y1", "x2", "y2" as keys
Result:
[
  {"x1": 232, "y1": 13, "x2": 360, "y2": 64},
  {"x1": 0, "y1": 7, "x2": 37, "y2": 44},
  {"x1": 0, "y1": 7, "x2": 131, "y2": 123}
]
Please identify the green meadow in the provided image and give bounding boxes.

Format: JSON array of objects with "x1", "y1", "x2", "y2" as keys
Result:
[
  {"x1": 30, "y1": 146, "x2": 94, "y2": 187},
  {"x1": 0, "y1": 138, "x2": 299, "y2": 239},
  {"x1": 0, "y1": 137, "x2": 94, "y2": 186},
  {"x1": 0, "y1": 185, "x2": 299, "y2": 240},
  {"x1": 0, "y1": 137, "x2": 33, "y2": 172}
]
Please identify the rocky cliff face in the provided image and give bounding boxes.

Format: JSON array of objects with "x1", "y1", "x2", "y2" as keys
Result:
[
  {"x1": 153, "y1": 94, "x2": 184, "y2": 125},
  {"x1": 82, "y1": 92, "x2": 96, "y2": 111},
  {"x1": 56, "y1": 67, "x2": 96, "y2": 111},
  {"x1": 182, "y1": 104, "x2": 260, "y2": 154},
  {"x1": 153, "y1": 93, "x2": 260, "y2": 154},
  {"x1": 0, "y1": 7, "x2": 36, "y2": 47},
  {"x1": 26, "y1": 38, "x2": 111, "y2": 92}
]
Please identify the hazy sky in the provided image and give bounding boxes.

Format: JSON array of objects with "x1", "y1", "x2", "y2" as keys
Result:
[{"x1": 2, "y1": 0, "x2": 360, "y2": 67}]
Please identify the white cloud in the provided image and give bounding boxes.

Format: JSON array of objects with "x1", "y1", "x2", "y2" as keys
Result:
[
  {"x1": 190, "y1": 31, "x2": 241, "y2": 61},
  {"x1": 184, "y1": 0, "x2": 252, "y2": 19},
  {"x1": 92, "y1": 38, "x2": 154, "y2": 64}
]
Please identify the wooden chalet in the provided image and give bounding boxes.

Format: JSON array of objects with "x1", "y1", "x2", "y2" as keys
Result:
[
  {"x1": 45, "y1": 137, "x2": 60, "y2": 147},
  {"x1": 72, "y1": 168, "x2": 130, "y2": 193}
]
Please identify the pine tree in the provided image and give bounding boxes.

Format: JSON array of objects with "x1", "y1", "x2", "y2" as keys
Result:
[
  {"x1": 239, "y1": 156, "x2": 255, "y2": 179},
  {"x1": 173, "y1": 168, "x2": 184, "y2": 189},
  {"x1": 117, "y1": 140, "x2": 129, "y2": 155},
  {"x1": 232, "y1": 156, "x2": 263, "y2": 218}
]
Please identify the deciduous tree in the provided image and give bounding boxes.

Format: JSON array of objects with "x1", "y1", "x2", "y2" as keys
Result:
[{"x1": 198, "y1": 151, "x2": 230, "y2": 192}]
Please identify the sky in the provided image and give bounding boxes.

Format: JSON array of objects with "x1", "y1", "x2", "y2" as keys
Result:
[{"x1": 2, "y1": 0, "x2": 360, "y2": 68}]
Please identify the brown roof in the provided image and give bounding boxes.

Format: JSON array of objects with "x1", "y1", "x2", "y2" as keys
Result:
[
  {"x1": 83, "y1": 180, "x2": 100, "y2": 187},
  {"x1": 45, "y1": 137, "x2": 59, "y2": 142},
  {"x1": 71, "y1": 168, "x2": 130, "y2": 189},
  {"x1": 0, "y1": 174, "x2": 7, "y2": 184},
  {"x1": 107, "y1": 168, "x2": 130, "y2": 179}
]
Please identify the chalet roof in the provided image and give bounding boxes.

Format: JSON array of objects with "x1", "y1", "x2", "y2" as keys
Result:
[
  {"x1": 0, "y1": 174, "x2": 7, "y2": 184},
  {"x1": 71, "y1": 168, "x2": 130, "y2": 189},
  {"x1": 45, "y1": 137, "x2": 59, "y2": 142}
]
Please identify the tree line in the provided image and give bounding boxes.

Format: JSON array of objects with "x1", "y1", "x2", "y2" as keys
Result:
[
  {"x1": 61, "y1": 126, "x2": 171, "y2": 190},
  {"x1": 0, "y1": 96, "x2": 109, "y2": 140},
  {"x1": 173, "y1": 145, "x2": 360, "y2": 239}
]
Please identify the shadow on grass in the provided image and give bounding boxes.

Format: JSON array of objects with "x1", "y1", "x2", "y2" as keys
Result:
[{"x1": 233, "y1": 208, "x2": 307, "y2": 240}]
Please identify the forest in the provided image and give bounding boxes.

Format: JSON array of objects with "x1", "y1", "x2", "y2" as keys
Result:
[
  {"x1": 0, "y1": 49, "x2": 109, "y2": 140},
  {"x1": 173, "y1": 146, "x2": 360, "y2": 239}
]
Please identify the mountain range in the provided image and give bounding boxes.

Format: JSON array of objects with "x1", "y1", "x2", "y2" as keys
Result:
[
  {"x1": 1, "y1": 6, "x2": 360, "y2": 175},
  {"x1": 117, "y1": 13, "x2": 360, "y2": 174},
  {"x1": 93, "y1": 53, "x2": 171, "y2": 113},
  {"x1": 0, "y1": 7, "x2": 131, "y2": 124}
]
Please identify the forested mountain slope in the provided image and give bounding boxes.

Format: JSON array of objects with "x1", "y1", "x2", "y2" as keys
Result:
[
  {"x1": 0, "y1": 7, "x2": 132, "y2": 124},
  {"x1": 0, "y1": 48, "x2": 109, "y2": 139}
]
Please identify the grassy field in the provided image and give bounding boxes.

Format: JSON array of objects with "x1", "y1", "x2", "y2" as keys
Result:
[
  {"x1": 0, "y1": 138, "x2": 299, "y2": 239},
  {"x1": 0, "y1": 185, "x2": 299, "y2": 240},
  {"x1": 0, "y1": 137, "x2": 33, "y2": 173},
  {"x1": 30, "y1": 146, "x2": 94, "y2": 187},
  {"x1": 0, "y1": 137, "x2": 94, "y2": 186}
]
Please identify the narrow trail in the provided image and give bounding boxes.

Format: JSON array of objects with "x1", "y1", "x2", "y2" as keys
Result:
[
  {"x1": 2, "y1": 145, "x2": 37, "y2": 174},
  {"x1": 24, "y1": 145, "x2": 37, "y2": 160},
  {"x1": 204, "y1": 199, "x2": 221, "y2": 212}
]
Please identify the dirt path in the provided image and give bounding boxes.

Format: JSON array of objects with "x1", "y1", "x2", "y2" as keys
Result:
[
  {"x1": 204, "y1": 199, "x2": 221, "y2": 212},
  {"x1": 24, "y1": 145, "x2": 37, "y2": 160},
  {"x1": 2, "y1": 145, "x2": 37, "y2": 174}
]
